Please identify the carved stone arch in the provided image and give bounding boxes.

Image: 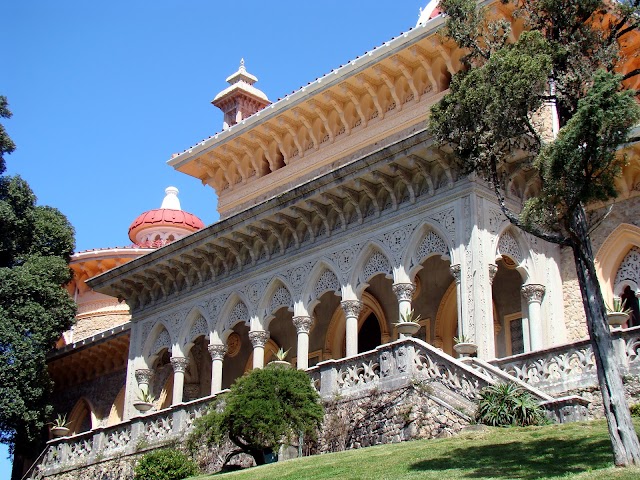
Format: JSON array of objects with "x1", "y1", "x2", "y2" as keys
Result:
[
  {"x1": 143, "y1": 322, "x2": 173, "y2": 368},
  {"x1": 68, "y1": 397, "x2": 97, "y2": 435},
  {"x1": 303, "y1": 261, "x2": 342, "y2": 313},
  {"x1": 495, "y1": 227, "x2": 531, "y2": 282},
  {"x1": 178, "y1": 306, "x2": 211, "y2": 353},
  {"x1": 259, "y1": 278, "x2": 294, "y2": 329},
  {"x1": 404, "y1": 222, "x2": 453, "y2": 280},
  {"x1": 434, "y1": 282, "x2": 458, "y2": 356},
  {"x1": 613, "y1": 247, "x2": 640, "y2": 296},
  {"x1": 323, "y1": 291, "x2": 389, "y2": 358},
  {"x1": 106, "y1": 386, "x2": 125, "y2": 427},
  {"x1": 595, "y1": 223, "x2": 640, "y2": 303},
  {"x1": 351, "y1": 242, "x2": 393, "y2": 296},
  {"x1": 217, "y1": 294, "x2": 251, "y2": 342}
]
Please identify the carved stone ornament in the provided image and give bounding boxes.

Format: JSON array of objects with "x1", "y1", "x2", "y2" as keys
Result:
[
  {"x1": 449, "y1": 264, "x2": 462, "y2": 285},
  {"x1": 208, "y1": 344, "x2": 228, "y2": 361},
  {"x1": 521, "y1": 284, "x2": 546, "y2": 303},
  {"x1": 293, "y1": 316, "x2": 314, "y2": 334},
  {"x1": 226, "y1": 332, "x2": 241, "y2": 357},
  {"x1": 170, "y1": 357, "x2": 190, "y2": 373},
  {"x1": 341, "y1": 300, "x2": 363, "y2": 318},
  {"x1": 248, "y1": 330, "x2": 270, "y2": 348},
  {"x1": 488, "y1": 264, "x2": 498, "y2": 285},
  {"x1": 135, "y1": 369, "x2": 153, "y2": 385},
  {"x1": 392, "y1": 283, "x2": 416, "y2": 302}
]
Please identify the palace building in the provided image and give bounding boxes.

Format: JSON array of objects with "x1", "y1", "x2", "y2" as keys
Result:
[{"x1": 20, "y1": 1, "x2": 640, "y2": 478}]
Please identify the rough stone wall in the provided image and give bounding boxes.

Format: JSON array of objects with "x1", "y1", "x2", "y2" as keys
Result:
[
  {"x1": 562, "y1": 195, "x2": 640, "y2": 341},
  {"x1": 564, "y1": 375, "x2": 640, "y2": 419},
  {"x1": 318, "y1": 383, "x2": 468, "y2": 453},
  {"x1": 73, "y1": 313, "x2": 129, "y2": 342}
]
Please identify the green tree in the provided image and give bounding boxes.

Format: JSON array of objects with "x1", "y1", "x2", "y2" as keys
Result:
[
  {"x1": 430, "y1": 0, "x2": 640, "y2": 466},
  {"x1": 133, "y1": 448, "x2": 199, "y2": 480},
  {"x1": 0, "y1": 96, "x2": 16, "y2": 175},
  {"x1": 190, "y1": 365, "x2": 324, "y2": 467},
  {"x1": 0, "y1": 100, "x2": 76, "y2": 473}
]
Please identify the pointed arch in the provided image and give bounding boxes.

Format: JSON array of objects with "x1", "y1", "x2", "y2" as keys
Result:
[
  {"x1": 350, "y1": 242, "x2": 393, "y2": 296},
  {"x1": 258, "y1": 277, "x2": 294, "y2": 329},
  {"x1": 178, "y1": 305, "x2": 211, "y2": 355},
  {"x1": 595, "y1": 223, "x2": 640, "y2": 303},
  {"x1": 217, "y1": 294, "x2": 251, "y2": 342},
  {"x1": 302, "y1": 260, "x2": 342, "y2": 313},
  {"x1": 142, "y1": 322, "x2": 173, "y2": 367},
  {"x1": 68, "y1": 397, "x2": 97, "y2": 435},
  {"x1": 494, "y1": 226, "x2": 532, "y2": 282},
  {"x1": 106, "y1": 386, "x2": 125, "y2": 427},
  {"x1": 404, "y1": 222, "x2": 453, "y2": 280}
]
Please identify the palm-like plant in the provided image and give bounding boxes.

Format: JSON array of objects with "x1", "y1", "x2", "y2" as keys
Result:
[{"x1": 475, "y1": 383, "x2": 546, "y2": 427}]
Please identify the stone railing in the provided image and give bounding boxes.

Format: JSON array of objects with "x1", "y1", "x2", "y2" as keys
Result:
[
  {"x1": 23, "y1": 397, "x2": 212, "y2": 480},
  {"x1": 490, "y1": 326, "x2": 640, "y2": 395}
]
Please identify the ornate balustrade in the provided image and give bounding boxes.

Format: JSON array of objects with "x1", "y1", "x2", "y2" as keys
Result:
[{"x1": 490, "y1": 326, "x2": 640, "y2": 395}]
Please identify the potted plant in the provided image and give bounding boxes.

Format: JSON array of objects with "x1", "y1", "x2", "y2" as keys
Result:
[
  {"x1": 50, "y1": 414, "x2": 71, "y2": 437},
  {"x1": 133, "y1": 390, "x2": 155, "y2": 413},
  {"x1": 268, "y1": 348, "x2": 291, "y2": 368},
  {"x1": 453, "y1": 335, "x2": 478, "y2": 357},
  {"x1": 395, "y1": 309, "x2": 422, "y2": 338},
  {"x1": 606, "y1": 297, "x2": 631, "y2": 327}
]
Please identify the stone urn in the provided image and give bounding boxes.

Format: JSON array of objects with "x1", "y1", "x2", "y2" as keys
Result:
[
  {"x1": 50, "y1": 426, "x2": 70, "y2": 438},
  {"x1": 607, "y1": 312, "x2": 629, "y2": 328},
  {"x1": 453, "y1": 342, "x2": 478, "y2": 357},
  {"x1": 395, "y1": 321, "x2": 421, "y2": 338},
  {"x1": 133, "y1": 401, "x2": 154, "y2": 413},
  {"x1": 268, "y1": 360, "x2": 292, "y2": 369}
]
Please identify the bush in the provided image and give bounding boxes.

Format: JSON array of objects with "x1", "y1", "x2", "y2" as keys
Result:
[
  {"x1": 475, "y1": 383, "x2": 547, "y2": 427},
  {"x1": 630, "y1": 403, "x2": 640, "y2": 417},
  {"x1": 133, "y1": 448, "x2": 199, "y2": 480}
]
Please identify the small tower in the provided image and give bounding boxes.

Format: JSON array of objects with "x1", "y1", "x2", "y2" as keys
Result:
[{"x1": 212, "y1": 59, "x2": 270, "y2": 130}]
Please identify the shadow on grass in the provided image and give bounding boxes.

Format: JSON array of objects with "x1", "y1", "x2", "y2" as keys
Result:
[{"x1": 410, "y1": 434, "x2": 613, "y2": 479}]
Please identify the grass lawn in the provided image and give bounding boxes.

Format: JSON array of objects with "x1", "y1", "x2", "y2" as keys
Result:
[{"x1": 187, "y1": 419, "x2": 640, "y2": 479}]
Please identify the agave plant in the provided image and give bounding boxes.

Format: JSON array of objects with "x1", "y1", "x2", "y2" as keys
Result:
[
  {"x1": 606, "y1": 297, "x2": 632, "y2": 315},
  {"x1": 397, "y1": 309, "x2": 422, "y2": 324},
  {"x1": 475, "y1": 383, "x2": 546, "y2": 427},
  {"x1": 137, "y1": 389, "x2": 156, "y2": 404},
  {"x1": 274, "y1": 348, "x2": 290, "y2": 361}
]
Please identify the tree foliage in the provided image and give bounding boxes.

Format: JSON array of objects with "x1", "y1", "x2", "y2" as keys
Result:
[
  {"x1": 0, "y1": 101, "x2": 76, "y2": 454},
  {"x1": 0, "y1": 96, "x2": 16, "y2": 175},
  {"x1": 190, "y1": 365, "x2": 324, "y2": 466},
  {"x1": 430, "y1": 0, "x2": 640, "y2": 466},
  {"x1": 133, "y1": 448, "x2": 199, "y2": 480}
]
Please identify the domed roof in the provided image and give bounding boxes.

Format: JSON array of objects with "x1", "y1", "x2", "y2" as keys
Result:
[{"x1": 128, "y1": 187, "x2": 204, "y2": 244}]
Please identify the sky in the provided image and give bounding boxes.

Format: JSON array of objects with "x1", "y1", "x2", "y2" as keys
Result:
[{"x1": 1, "y1": 0, "x2": 429, "y2": 474}]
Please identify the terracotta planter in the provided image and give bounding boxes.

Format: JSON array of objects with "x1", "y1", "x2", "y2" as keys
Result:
[
  {"x1": 607, "y1": 312, "x2": 630, "y2": 327},
  {"x1": 51, "y1": 426, "x2": 70, "y2": 438},
  {"x1": 133, "y1": 401, "x2": 154, "y2": 413},
  {"x1": 453, "y1": 342, "x2": 478, "y2": 357},
  {"x1": 395, "y1": 321, "x2": 421, "y2": 338}
]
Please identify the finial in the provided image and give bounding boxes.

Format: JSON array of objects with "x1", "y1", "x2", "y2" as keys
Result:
[
  {"x1": 239, "y1": 58, "x2": 245, "y2": 71},
  {"x1": 161, "y1": 186, "x2": 181, "y2": 210}
]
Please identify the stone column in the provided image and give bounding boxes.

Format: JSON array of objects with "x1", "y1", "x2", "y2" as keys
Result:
[
  {"x1": 392, "y1": 282, "x2": 416, "y2": 321},
  {"x1": 293, "y1": 316, "x2": 314, "y2": 370},
  {"x1": 450, "y1": 264, "x2": 463, "y2": 338},
  {"x1": 521, "y1": 284, "x2": 546, "y2": 352},
  {"x1": 134, "y1": 369, "x2": 153, "y2": 395},
  {"x1": 341, "y1": 300, "x2": 363, "y2": 357},
  {"x1": 249, "y1": 330, "x2": 270, "y2": 369},
  {"x1": 170, "y1": 357, "x2": 189, "y2": 405},
  {"x1": 208, "y1": 344, "x2": 227, "y2": 395}
]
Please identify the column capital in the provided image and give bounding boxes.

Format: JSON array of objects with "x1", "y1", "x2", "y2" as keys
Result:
[
  {"x1": 208, "y1": 344, "x2": 227, "y2": 361},
  {"x1": 135, "y1": 368, "x2": 153, "y2": 385},
  {"x1": 248, "y1": 330, "x2": 270, "y2": 348},
  {"x1": 450, "y1": 264, "x2": 462, "y2": 284},
  {"x1": 488, "y1": 263, "x2": 498, "y2": 285},
  {"x1": 392, "y1": 283, "x2": 416, "y2": 302},
  {"x1": 170, "y1": 356, "x2": 189, "y2": 373},
  {"x1": 293, "y1": 316, "x2": 314, "y2": 334},
  {"x1": 341, "y1": 300, "x2": 363, "y2": 318},
  {"x1": 521, "y1": 284, "x2": 546, "y2": 303}
]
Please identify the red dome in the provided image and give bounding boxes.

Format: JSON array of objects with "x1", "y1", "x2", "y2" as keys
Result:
[{"x1": 128, "y1": 208, "x2": 204, "y2": 243}]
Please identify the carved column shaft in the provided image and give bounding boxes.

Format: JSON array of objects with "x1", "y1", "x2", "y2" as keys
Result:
[
  {"x1": 341, "y1": 300, "x2": 363, "y2": 357},
  {"x1": 208, "y1": 344, "x2": 227, "y2": 395},
  {"x1": 293, "y1": 316, "x2": 314, "y2": 370},
  {"x1": 249, "y1": 330, "x2": 270, "y2": 369},
  {"x1": 449, "y1": 264, "x2": 464, "y2": 339},
  {"x1": 170, "y1": 357, "x2": 189, "y2": 405},
  {"x1": 522, "y1": 284, "x2": 546, "y2": 351}
]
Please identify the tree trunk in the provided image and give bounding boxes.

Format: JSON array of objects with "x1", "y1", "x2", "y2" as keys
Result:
[{"x1": 570, "y1": 205, "x2": 640, "y2": 466}]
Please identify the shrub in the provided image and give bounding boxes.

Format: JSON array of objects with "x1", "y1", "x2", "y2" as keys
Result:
[
  {"x1": 630, "y1": 403, "x2": 640, "y2": 417},
  {"x1": 475, "y1": 383, "x2": 546, "y2": 427},
  {"x1": 133, "y1": 448, "x2": 199, "y2": 480}
]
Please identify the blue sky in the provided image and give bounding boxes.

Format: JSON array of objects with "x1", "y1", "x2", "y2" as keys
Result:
[{"x1": 1, "y1": 0, "x2": 427, "y2": 474}]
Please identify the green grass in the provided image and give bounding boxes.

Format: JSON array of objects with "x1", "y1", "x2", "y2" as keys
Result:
[{"x1": 187, "y1": 419, "x2": 640, "y2": 479}]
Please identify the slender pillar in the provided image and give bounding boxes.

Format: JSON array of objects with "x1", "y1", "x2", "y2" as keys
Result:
[
  {"x1": 450, "y1": 264, "x2": 463, "y2": 338},
  {"x1": 341, "y1": 300, "x2": 363, "y2": 357},
  {"x1": 208, "y1": 344, "x2": 227, "y2": 395},
  {"x1": 249, "y1": 330, "x2": 270, "y2": 369},
  {"x1": 392, "y1": 282, "x2": 416, "y2": 321},
  {"x1": 170, "y1": 357, "x2": 189, "y2": 405},
  {"x1": 521, "y1": 284, "x2": 546, "y2": 351},
  {"x1": 293, "y1": 316, "x2": 314, "y2": 370},
  {"x1": 134, "y1": 368, "x2": 153, "y2": 395}
]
